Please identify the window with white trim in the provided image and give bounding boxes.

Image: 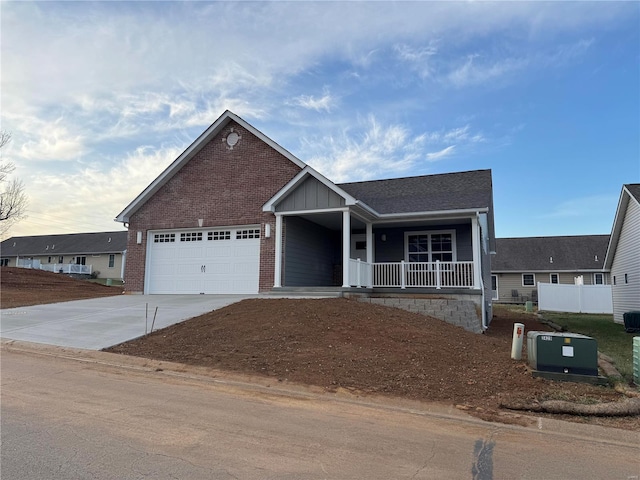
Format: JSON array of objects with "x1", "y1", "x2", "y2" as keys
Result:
[
  {"x1": 405, "y1": 230, "x2": 456, "y2": 263},
  {"x1": 209, "y1": 231, "x2": 231, "y2": 241},
  {"x1": 550, "y1": 273, "x2": 559, "y2": 284},
  {"x1": 108, "y1": 254, "x2": 115, "y2": 268},
  {"x1": 154, "y1": 233, "x2": 175, "y2": 243},
  {"x1": 593, "y1": 273, "x2": 604, "y2": 285},
  {"x1": 180, "y1": 232, "x2": 203, "y2": 242},
  {"x1": 522, "y1": 273, "x2": 535, "y2": 286},
  {"x1": 236, "y1": 229, "x2": 260, "y2": 240}
]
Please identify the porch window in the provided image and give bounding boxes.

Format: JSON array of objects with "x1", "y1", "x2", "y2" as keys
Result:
[
  {"x1": 108, "y1": 254, "x2": 115, "y2": 268},
  {"x1": 550, "y1": 273, "x2": 559, "y2": 284},
  {"x1": 405, "y1": 231, "x2": 455, "y2": 263},
  {"x1": 593, "y1": 273, "x2": 604, "y2": 285},
  {"x1": 75, "y1": 256, "x2": 86, "y2": 265}
]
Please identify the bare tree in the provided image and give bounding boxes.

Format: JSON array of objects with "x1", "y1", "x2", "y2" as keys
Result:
[{"x1": 0, "y1": 131, "x2": 28, "y2": 235}]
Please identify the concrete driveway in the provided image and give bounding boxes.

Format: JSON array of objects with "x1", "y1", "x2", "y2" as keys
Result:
[{"x1": 0, "y1": 295, "x2": 257, "y2": 350}]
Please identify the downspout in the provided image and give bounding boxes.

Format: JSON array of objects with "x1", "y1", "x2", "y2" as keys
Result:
[
  {"x1": 475, "y1": 211, "x2": 489, "y2": 332},
  {"x1": 479, "y1": 274, "x2": 488, "y2": 332}
]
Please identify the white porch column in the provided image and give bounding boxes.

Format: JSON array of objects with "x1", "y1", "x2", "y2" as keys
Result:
[
  {"x1": 274, "y1": 214, "x2": 283, "y2": 288},
  {"x1": 342, "y1": 210, "x2": 351, "y2": 287},
  {"x1": 366, "y1": 222, "x2": 373, "y2": 287},
  {"x1": 471, "y1": 216, "x2": 481, "y2": 289}
]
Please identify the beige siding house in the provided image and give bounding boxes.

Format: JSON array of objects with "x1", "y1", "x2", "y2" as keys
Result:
[
  {"x1": 0, "y1": 231, "x2": 127, "y2": 280},
  {"x1": 491, "y1": 235, "x2": 610, "y2": 303},
  {"x1": 604, "y1": 184, "x2": 640, "y2": 324}
]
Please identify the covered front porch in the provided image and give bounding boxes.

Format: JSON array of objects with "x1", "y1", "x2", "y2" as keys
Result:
[{"x1": 272, "y1": 210, "x2": 483, "y2": 291}]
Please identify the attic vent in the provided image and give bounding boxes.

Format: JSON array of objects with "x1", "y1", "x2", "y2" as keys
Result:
[
  {"x1": 108, "y1": 237, "x2": 111, "y2": 243},
  {"x1": 594, "y1": 255, "x2": 598, "y2": 262},
  {"x1": 52, "y1": 245, "x2": 55, "y2": 249},
  {"x1": 46, "y1": 245, "x2": 49, "y2": 250},
  {"x1": 549, "y1": 256, "x2": 553, "y2": 264}
]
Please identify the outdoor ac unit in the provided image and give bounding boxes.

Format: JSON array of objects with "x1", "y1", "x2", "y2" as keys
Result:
[{"x1": 527, "y1": 331, "x2": 598, "y2": 377}]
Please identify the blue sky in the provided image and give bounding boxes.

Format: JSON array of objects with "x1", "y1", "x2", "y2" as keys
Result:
[{"x1": 1, "y1": 1, "x2": 638, "y2": 239}]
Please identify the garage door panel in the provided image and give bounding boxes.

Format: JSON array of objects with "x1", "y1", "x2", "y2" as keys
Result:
[
  {"x1": 147, "y1": 227, "x2": 260, "y2": 294},
  {"x1": 177, "y1": 246, "x2": 204, "y2": 259},
  {"x1": 204, "y1": 245, "x2": 232, "y2": 257},
  {"x1": 153, "y1": 264, "x2": 176, "y2": 276},
  {"x1": 234, "y1": 262, "x2": 259, "y2": 275}
]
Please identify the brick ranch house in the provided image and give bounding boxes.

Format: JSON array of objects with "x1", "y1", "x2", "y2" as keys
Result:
[{"x1": 115, "y1": 111, "x2": 496, "y2": 332}]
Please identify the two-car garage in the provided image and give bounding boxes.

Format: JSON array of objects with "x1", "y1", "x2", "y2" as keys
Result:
[{"x1": 145, "y1": 226, "x2": 261, "y2": 294}]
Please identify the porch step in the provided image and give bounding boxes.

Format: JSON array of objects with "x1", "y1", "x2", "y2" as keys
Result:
[{"x1": 266, "y1": 287, "x2": 345, "y2": 298}]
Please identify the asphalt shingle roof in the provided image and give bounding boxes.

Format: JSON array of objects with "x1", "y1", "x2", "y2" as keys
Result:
[
  {"x1": 492, "y1": 235, "x2": 610, "y2": 271},
  {"x1": 338, "y1": 169, "x2": 493, "y2": 214},
  {"x1": 625, "y1": 183, "x2": 640, "y2": 203},
  {"x1": 1, "y1": 231, "x2": 128, "y2": 257}
]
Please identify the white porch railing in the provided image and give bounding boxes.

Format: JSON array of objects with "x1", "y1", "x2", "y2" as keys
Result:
[
  {"x1": 349, "y1": 260, "x2": 475, "y2": 289},
  {"x1": 349, "y1": 259, "x2": 373, "y2": 288},
  {"x1": 16, "y1": 260, "x2": 92, "y2": 275}
]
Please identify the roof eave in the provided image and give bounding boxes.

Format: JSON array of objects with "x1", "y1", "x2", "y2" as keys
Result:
[{"x1": 604, "y1": 186, "x2": 635, "y2": 269}]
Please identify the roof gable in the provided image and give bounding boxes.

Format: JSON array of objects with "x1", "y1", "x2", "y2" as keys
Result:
[
  {"x1": 263, "y1": 166, "x2": 358, "y2": 213},
  {"x1": 493, "y1": 235, "x2": 610, "y2": 272},
  {"x1": 604, "y1": 183, "x2": 640, "y2": 269},
  {"x1": 116, "y1": 111, "x2": 307, "y2": 223},
  {"x1": 1, "y1": 231, "x2": 128, "y2": 257}
]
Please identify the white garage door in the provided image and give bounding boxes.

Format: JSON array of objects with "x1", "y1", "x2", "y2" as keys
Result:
[{"x1": 146, "y1": 227, "x2": 260, "y2": 294}]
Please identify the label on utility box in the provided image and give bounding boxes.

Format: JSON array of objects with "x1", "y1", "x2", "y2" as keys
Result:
[
  {"x1": 562, "y1": 346, "x2": 575, "y2": 357},
  {"x1": 540, "y1": 335, "x2": 553, "y2": 341}
]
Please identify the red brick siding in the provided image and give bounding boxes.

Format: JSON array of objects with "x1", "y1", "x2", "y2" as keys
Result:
[{"x1": 124, "y1": 121, "x2": 302, "y2": 293}]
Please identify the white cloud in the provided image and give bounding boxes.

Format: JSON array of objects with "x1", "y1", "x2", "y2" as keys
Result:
[
  {"x1": 302, "y1": 116, "x2": 427, "y2": 182},
  {"x1": 426, "y1": 145, "x2": 456, "y2": 161},
  {"x1": 13, "y1": 145, "x2": 183, "y2": 237},
  {"x1": 16, "y1": 117, "x2": 87, "y2": 162},
  {"x1": 292, "y1": 88, "x2": 337, "y2": 113}
]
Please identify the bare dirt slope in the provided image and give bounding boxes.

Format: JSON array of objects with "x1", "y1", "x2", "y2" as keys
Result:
[
  {"x1": 0, "y1": 267, "x2": 123, "y2": 308},
  {"x1": 106, "y1": 297, "x2": 640, "y2": 430},
  {"x1": 2, "y1": 268, "x2": 636, "y2": 430}
]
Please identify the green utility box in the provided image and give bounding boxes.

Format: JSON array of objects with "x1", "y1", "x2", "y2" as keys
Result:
[{"x1": 527, "y1": 331, "x2": 598, "y2": 377}]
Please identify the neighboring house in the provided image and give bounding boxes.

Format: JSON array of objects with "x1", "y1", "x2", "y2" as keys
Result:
[
  {"x1": 0, "y1": 231, "x2": 127, "y2": 280},
  {"x1": 115, "y1": 110, "x2": 496, "y2": 333},
  {"x1": 604, "y1": 184, "x2": 640, "y2": 324},
  {"x1": 491, "y1": 235, "x2": 610, "y2": 303}
]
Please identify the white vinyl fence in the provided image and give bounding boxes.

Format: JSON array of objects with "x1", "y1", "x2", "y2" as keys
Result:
[{"x1": 537, "y1": 282, "x2": 613, "y2": 314}]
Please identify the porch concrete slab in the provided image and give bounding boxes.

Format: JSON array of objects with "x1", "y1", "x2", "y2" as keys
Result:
[{"x1": 0, "y1": 295, "x2": 260, "y2": 350}]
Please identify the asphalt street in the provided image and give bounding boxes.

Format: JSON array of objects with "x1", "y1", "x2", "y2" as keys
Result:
[{"x1": 2, "y1": 341, "x2": 639, "y2": 479}]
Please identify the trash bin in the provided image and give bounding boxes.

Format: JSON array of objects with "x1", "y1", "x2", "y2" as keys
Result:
[
  {"x1": 106, "y1": 278, "x2": 113, "y2": 286},
  {"x1": 623, "y1": 312, "x2": 640, "y2": 333},
  {"x1": 525, "y1": 301, "x2": 533, "y2": 312}
]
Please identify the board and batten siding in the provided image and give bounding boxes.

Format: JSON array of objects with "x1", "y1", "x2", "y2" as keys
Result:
[
  {"x1": 283, "y1": 216, "x2": 340, "y2": 287},
  {"x1": 276, "y1": 176, "x2": 346, "y2": 212},
  {"x1": 610, "y1": 198, "x2": 640, "y2": 324}
]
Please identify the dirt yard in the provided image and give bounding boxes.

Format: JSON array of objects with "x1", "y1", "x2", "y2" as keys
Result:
[
  {"x1": 2, "y1": 268, "x2": 638, "y2": 429},
  {"x1": 0, "y1": 267, "x2": 123, "y2": 308}
]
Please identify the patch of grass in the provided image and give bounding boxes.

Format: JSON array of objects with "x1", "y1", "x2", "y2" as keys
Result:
[{"x1": 540, "y1": 312, "x2": 634, "y2": 381}]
